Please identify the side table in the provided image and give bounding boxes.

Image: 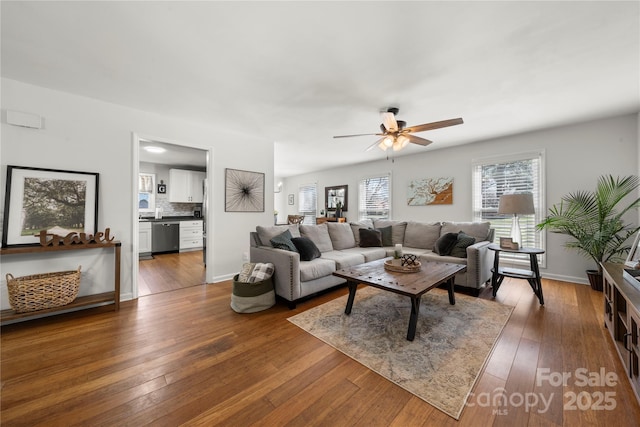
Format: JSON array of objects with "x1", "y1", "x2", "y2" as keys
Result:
[{"x1": 488, "y1": 243, "x2": 545, "y2": 305}]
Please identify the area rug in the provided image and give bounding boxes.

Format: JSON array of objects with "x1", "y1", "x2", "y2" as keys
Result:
[{"x1": 287, "y1": 287, "x2": 513, "y2": 419}]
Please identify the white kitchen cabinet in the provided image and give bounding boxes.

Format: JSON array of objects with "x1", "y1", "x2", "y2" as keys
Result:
[
  {"x1": 139, "y1": 221, "x2": 152, "y2": 254},
  {"x1": 180, "y1": 220, "x2": 203, "y2": 251},
  {"x1": 169, "y1": 169, "x2": 205, "y2": 203}
]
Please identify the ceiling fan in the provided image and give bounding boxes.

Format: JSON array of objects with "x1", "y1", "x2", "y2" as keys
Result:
[{"x1": 333, "y1": 107, "x2": 463, "y2": 152}]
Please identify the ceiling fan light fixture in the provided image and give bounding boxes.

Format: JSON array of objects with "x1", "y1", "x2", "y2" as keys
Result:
[
  {"x1": 383, "y1": 136, "x2": 394, "y2": 147},
  {"x1": 378, "y1": 140, "x2": 388, "y2": 151},
  {"x1": 397, "y1": 135, "x2": 410, "y2": 148}
]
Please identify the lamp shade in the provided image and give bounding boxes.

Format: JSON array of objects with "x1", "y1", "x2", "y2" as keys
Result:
[{"x1": 498, "y1": 193, "x2": 535, "y2": 215}]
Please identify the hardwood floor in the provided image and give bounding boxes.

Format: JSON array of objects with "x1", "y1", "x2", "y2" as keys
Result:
[
  {"x1": 138, "y1": 250, "x2": 205, "y2": 296},
  {"x1": 2, "y1": 270, "x2": 640, "y2": 426}
]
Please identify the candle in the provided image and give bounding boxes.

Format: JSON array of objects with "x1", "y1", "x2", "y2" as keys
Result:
[{"x1": 394, "y1": 244, "x2": 403, "y2": 259}]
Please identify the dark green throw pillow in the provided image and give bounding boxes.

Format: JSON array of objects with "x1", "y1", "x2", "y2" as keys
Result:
[
  {"x1": 434, "y1": 232, "x2": 459, "y2": 256},
  {"x1": 291, "y1": 237, "x2": 321, "y2": 261},
  {"x1": 450, "y1": 232, "x2": 476, "y2": 258},
  {"x1": 270, "y1": 229, "x2": 298, "y2": 252},
  {"x1": 359, "y1": 228, "x2": 382, "y2": 247},
  {"x1": 376, "y1": 226, "x2": 393, "y2": 246}
]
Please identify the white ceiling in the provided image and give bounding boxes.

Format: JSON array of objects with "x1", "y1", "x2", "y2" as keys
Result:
[{"x1": 2, "y1": 1, "x2": 639, "y2": 176}]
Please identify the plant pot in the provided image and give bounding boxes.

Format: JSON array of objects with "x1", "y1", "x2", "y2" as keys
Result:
[{"x1": 586, "y1": 270, "x2": 603, "y2": 292}]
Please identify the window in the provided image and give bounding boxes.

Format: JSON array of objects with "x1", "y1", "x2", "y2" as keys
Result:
[
  {"x1": 298, "y1": 183, "x2": 317, "y2": 225},
  {"x1": 472, "y1": 151, "x2": 545, "y2": 264},
  {"x1": 138, "y1": 173, "x2": 156, "y2": 213},
  {"x1": 359, "y1": 174, "x2": 391, "y2": 220}
]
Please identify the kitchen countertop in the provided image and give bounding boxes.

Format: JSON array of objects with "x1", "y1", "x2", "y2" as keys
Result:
[{"x1": 139, "y1": 216, "x2": 202, "y2": 222}]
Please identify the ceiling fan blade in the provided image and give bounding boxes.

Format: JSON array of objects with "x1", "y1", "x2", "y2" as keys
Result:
[
  {"x1": 365, "y1": 137, "x2": 386, "y2": 152},
  {"x1": 404, "y1": 118, "x2": 464, "y2": 134},
  {"x1": 406, "y1": 134, "x2": 433, "y2": 146},
  {"x1": 381, "y1": 112, "x2": 398, "y2": 132},
  {"x1": 333, "y1": 133, "x2": 383, "y2": 138}
]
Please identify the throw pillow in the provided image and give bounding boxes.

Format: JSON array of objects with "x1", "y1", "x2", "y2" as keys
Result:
[
  {"x1": 434, "y1": 232, "x2": 459, "y2": 256},
  {"x1": 270, "y1": 229, "x2": 298, "y2": 252},
  {"x1": 376, "y1": 226, "x2": 393, "y2": 246},
  {"x1": 359, "y1": 228, "x2": 383, "y2": 247},
  {"x1": 450, "y1": 232, "x2": 476, "y2": 258},
  {"x1": 291, "y1": 237, "x2": 321, "y2": 261},
  {"x1": 350, "y1": 219, "x2": 374, "y2": 246}
]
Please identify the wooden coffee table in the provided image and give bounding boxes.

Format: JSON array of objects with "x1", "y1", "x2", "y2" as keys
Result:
[{"x1": 333, "y1": 258, "x2": 466, "y2": 341}]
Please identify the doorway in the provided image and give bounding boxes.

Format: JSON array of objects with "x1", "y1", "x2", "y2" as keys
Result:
[{"x1": 133, "y1": 134, "x2": 211, "y2": 298}]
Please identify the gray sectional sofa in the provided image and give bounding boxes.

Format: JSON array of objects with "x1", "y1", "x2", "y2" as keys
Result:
[{"x1": 249, "y1": 219, "x2": 495, "y2": 308}]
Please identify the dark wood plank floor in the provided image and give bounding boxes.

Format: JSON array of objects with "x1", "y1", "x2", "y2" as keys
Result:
[
  {"x1": 2, "y1": 253, "x2": 640, "y2": 426},
  {"x1": 138, "y1": 250, "x2": 205, "y2": 296}
]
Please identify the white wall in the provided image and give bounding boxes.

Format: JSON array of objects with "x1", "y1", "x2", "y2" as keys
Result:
[
  {"x1": 282, "y1": 114, "x2": 639, "y2": 284},
  {"x1": 0, "y1": 78, "x2": 274, "y2": 309}
]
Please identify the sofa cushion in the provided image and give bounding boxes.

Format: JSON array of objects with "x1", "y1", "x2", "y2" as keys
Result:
[
  {"x1": 270, "y1": 229, "x2": 298, "y2": 252},
  {"x1": 359, "y1": 228, "x2": 382, "y2": 247},
  {"x1": 327, "y1": 222, "x2": 356, "y2": 250},
  {"x1": 321, "y1": 251, "x2": 366, "y2": 269},
  {"x1": 341, "y1": 247, "x2": 387, "y2": 262},
  {"x1": 450, "y1": 232, "x2": 476, "y2": 258},
  {"x1": 403, "y1": 221, "x2": 442, "y2": 249},
  {"x1": 434, "y1": 232, "x2": 458, "y2": 256},
  {"x1": 441, "y1": 221, "x2": 491, "y2": 243},
  {"x1": 373, "y1": 220, "x2": 407, "y2": 245},
  {"x1": 291, "y1": 237, "x2": 321, "y2": 261},
  {"x1": 300, "y1": 223, "x2": 334, "y2": 252},
  {"x1": 350, "y1": 219, "x2": 374, "y2": 246},
  {"x1": 376, "y1": 225, "x2": 393, "y2": 246},
  {"x1": 299, "y1": 257, "x2": 336, "y2": 282},
  {"x1": 256, "y1": 224, "x2": 300, "y2": 246}
]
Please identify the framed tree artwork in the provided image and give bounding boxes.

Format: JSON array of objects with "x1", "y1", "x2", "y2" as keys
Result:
[
  {"x1": 2, "y1": 165, "x2": 99, "y2": 247},
  {"x1": 224, "y1": 168, "x2": 265, "y2": 212}
]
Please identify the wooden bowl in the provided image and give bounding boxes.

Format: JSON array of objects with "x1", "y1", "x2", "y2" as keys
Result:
[{"x1": 384, "y1": 258, "x2": 421, "y2": 273}]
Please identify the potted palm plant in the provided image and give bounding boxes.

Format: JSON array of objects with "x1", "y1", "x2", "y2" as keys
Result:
[{"x1": 536, "y1": 175, "x2": 640, "y2": 291}]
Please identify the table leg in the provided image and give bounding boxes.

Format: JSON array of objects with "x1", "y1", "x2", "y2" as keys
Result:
[
  {"x1": 530, "y1": 254, "x2": 544, "y2": 305},
  {"x1": 493, "y1": 275, "x2": 505, "y2": 297},
  {"x1": 447, "y1": 277, "x2": 456, "y2": 305},
  {"x1": 407, "y1": 296, "x2": 422, "y2": 341},
  {"x1": 344, "y1": 281, "x2": 358, "y2": 315},
  {"x1": 491, "y1": 249, "x2": 500, "y2": 297}
]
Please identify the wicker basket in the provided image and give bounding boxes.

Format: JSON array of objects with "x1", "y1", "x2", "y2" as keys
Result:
[{"x1": 6, "y1": 266, "x2": 81, "y2": 313}]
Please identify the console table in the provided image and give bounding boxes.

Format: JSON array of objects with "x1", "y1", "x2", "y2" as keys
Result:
[
  {"x1": 316, "y1": 217, "x2": 346, "y2": 224},
  {"x1": 0, "y1": 241, "x2": 121, "y2": 325},
  {"x1": 488, "y1": 243, "x2": 544, "y2": 305},
  {"x1": 602, "y1": 262, "x2": 640, "y2": 403}
]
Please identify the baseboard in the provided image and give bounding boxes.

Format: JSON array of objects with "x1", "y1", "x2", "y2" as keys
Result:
[
  {"x1": 539, "y1": 272, "x2": 588, "y2": 285},
  {"x1": 212, "y1": 273, "x2": 236, "y2": 283}
]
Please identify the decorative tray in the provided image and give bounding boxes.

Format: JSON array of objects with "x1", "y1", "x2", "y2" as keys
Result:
[{"x1": 384, "y1": 258, "x2": 421, "y2": 273}]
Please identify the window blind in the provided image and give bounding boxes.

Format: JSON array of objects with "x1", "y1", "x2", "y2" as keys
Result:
[
  {"x1": 359, "y1": 175, "x2": 390, "y2": 220},
  {"x1": 472, "y1": 151, "x2": 545, "y2": 265},
  {"x1": 298, "y1": 183, "x2": 317, "y2": 225}
]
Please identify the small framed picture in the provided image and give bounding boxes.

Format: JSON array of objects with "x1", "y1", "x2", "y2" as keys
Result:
[
  {"x1": 499, "y1": 237, "x2": 513, "y2": 249},
  {"x1": 288, "y1": 194, "x2": 294, "y2": 205},
  {"x1": 499, "y1": 237, "x2": 519, "y2": 250},
  {"x1": 157, "y1": 184, "x2": 167, "y2": 194}
]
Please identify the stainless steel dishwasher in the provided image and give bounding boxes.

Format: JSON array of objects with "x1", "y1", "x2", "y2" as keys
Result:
[{"x1": 151, "y1": 221, "x2": 180, "y2": 253}]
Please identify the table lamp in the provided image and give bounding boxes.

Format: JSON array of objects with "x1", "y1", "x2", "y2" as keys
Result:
[{"x1": 498, "y1": 193, "x2": 535, "y2": 246}]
